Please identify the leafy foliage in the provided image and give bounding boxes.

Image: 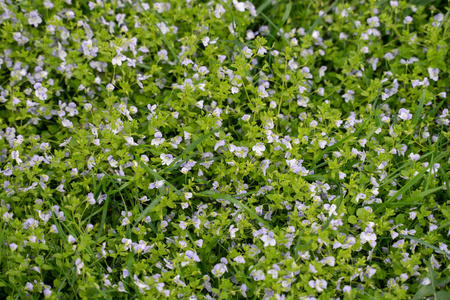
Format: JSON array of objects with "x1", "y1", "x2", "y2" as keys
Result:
[{"x1": 0, "y1": 0, "x2": 449, "y2": 299}]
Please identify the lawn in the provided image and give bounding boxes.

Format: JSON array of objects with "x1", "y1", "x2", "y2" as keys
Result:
[{"x1": 0, "y1": 0, "x2": 450, "y2": 299}]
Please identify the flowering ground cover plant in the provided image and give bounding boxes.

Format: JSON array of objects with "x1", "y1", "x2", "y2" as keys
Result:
[{"x1": 0, "y1": 0, "x2": 450, "y2": 299}]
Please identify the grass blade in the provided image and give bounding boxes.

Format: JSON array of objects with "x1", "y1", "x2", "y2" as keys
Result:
[
  {"x1": 133, "y1": 196, "x2": 162, "y2": 226},
  {"x1": 307, "y1": 1, "x2": 338, "y2": 34},
  {"x1": 197, "y1": 191, "x2": 272, "y2": 229},
  {"x1": 412, "y1": 90, "x2": 426, "y2": 126},
  {"x1": 260, "y1": 12, "x2": 289, "y2": 43},
  {"x1": 400, "y1": 235, "x2": 445, "y2": 255},
  {"x1": 279, "y1": 2, "x2": 293, "y2": 28},
  {"x1": 139, "y1": 161, "x2": 182, "y2": 195},
  {"x1": 136, "y1": 0, "x2": 180, "y2": 64},
  {"x1": 376, "y1": 149, "x2": 450, "y2": 211},
  {"x1": 425, "y1": 259, "x2": 438, "y2": 300},
  {"x1": 311, "y1": 88, "x2": 381, "y2": 168},
  {"x1": 95, "y1": 197, "x2": 109, "y2": 244},
  {"x1": 180, "y1": 128, "x2": 221, "y2": 160},
  {"x1": 256, "y1": 0, "x2": 273, "y2": 15},
  {"x1": 162, "y1": 128, "x2": 221, "y2": 173},
  {"x1": 321, "y1": 185, "x2": 345, "y2": 232},
  {"x1": 382, "y1": 186, "x2": 444, "y2": 206}
]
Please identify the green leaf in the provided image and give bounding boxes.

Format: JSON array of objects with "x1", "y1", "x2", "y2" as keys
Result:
[
  {"x1": 436, "y1": 276, "x2": 450, "y2": 286},
  {"x1": 412, "y1": 285, "x2": 434, "y2": 300},
  {"x1": 348, "y1": 215, "x2": 358, "y2": 224},
  {"x1": 436, "y1": 292, "x2": 450, "y2": 300}
]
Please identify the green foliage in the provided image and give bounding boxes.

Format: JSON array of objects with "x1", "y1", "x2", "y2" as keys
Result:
[{"x1": 0, "y1": 0, "x2": 449, "y2": 299}]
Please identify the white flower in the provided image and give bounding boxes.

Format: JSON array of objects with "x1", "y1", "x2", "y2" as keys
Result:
[
  {"x1": 242, "y1": 114, "x2": 251, "y2": 121},
  {"x1": 34, "y1": 83, "x2": 48, "y2": 100},
  {"x1": 409, "y1": 153, "x2": 420, "y2": 161},
  {"x1": 367, "y1": 16, "x2": 380, "y2": 27},
  {"x1": 257, "y1": 85, "x2": 268, "y2": 98},
  {"x1": 106, "y1": 83, "x2": 115, "y2": 91},
  {"x1": 360, "y1": 232, "x2": 377, "y2": 247},
  {"x1": 260, "y1": 159, "x2": 270, "y2": 176},
  {"x1": 403, "y1": 16, "x2": 413, "y2": 24},
  {"x1": 320, "y1": 256, "x2": 335, "y2": 266},
  {"x1": 68, "y1": 235, "x2": 77, "y2": 244},
  {"x1": 87, "y1": 192, "x2": 96, "y2": 205},
  {"x1": 309, "y1": 278, "x2": 327, "y2": 292},
  {"x1": 257, "y1": 47, "x2": 267, "y2": 56},
  {"x1": 233, "y1": 0, "x2": 246, "y2": 12},
  {"x1": 234, "y1": 256, "x2": 245, "y2": 264},
  {"x1": 9, "y1": 243, "x2": 18, "y2": 251},
  {"x1": 312, "y1": 30, "x2": 320, "y2": 39},
  {"x1": 124, "y1": 136, "x2": 138, "y2": 146},
  {"x1": 318, "y1": 140, "x2": 327, "y2": 149},
  {"x1": 260, "y1": 231, "x2": 276, "y2": 247},
  {"x1": 428, "y1": 68, "x2": 439, "y2": 81},
  {"x1": 11, "y1": 150, "x2": 22, "y2": 164},
  {"x1": 75, "y1": 258, "x2": 84, "y2": 274},
  {"x1": 242, "y1": 46, "x2": 252, "y2": 58},
  {"x1": 267, "y1": 269, "x2": 278, "y2": 279},
  {"x1": 25, "y1": 282, "x2": 33, "y2": 291},
  {"x1": 179, "y1": 221, "x2": 187, "y2": 230},
  {"x1": 421, "y1": 277, "x2": 431, "y2": 286},
  {"x1": 342, "y1": 90, "x2": 355, "y2": 102},
  {"x1": 229, "y1": 225, "x2": 239, "y2": 238},
  {"x1": 43, "y1": 288, "x2": 52, "y2": 298},
  {"x1": 319, "y1": 66, "x2": 327, "y2": 78},
  {"x1": 211, "y1": 263, "x2": 227, "y2": 277},
  {"x1": 324, "y1": 204, "x2": 337, "y2": 216},
  {"x1": 112, "y1": 54, "x2": 127, "y2": 66},
  {"x1": 252, "y1": 143, "x2": 265, "y2": 156},
  {"x1": 149, "y1": 180, "x2": 165, "y2": 189},
  {"x1": 398, "y1": 108, "x2": 412, "y2": 120},
  {"x1": 61, "y1": 119, "x2": 74, "y2": 129},
  {"x1": 160, "y1": 154, "x2": 174, "y2": 165},
  {"x1": 198, "y1": 66, "x2": 209, "y2": 76},
  {"x1": 28, "y1": 11, "x2": 42, "y2": 27},
  {"x1": 288, "y1": 59, "x2": 298, "y2": 71},
  {"x1": 87, "y1": 156, "x2": 96, "y2": 169},
  {"x1": 250, "y1": 269, "x2": 265, "y2": 281}
]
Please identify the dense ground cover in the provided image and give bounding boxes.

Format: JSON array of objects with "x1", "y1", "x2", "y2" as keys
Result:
[{"x1": 0, "y1": 0, "x2": 450, "y2": 299}]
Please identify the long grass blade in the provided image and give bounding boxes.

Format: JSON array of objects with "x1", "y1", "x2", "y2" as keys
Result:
[{"x1": 197, "y1": 191, "x2": 272, "y2": 229}]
